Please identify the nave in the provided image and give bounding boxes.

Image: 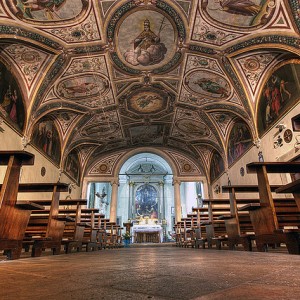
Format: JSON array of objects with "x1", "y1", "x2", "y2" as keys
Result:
[{"x1": 0, "y1": 245, "x2": 300, "y2": 300}]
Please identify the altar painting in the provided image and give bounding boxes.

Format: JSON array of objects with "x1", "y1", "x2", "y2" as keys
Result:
[{"x1": 135, "y1": 184, "x2": 158, "y2": 219}]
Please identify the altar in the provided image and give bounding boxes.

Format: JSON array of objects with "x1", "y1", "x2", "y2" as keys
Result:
[{"x1": 131, "y1": 217, "x2": 163, "y2": 243}]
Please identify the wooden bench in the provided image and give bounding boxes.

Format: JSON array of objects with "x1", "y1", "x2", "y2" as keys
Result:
[
  {"x1": 245, "y1": 162, "x2": 300, "y2": 254},
  {"x1": 0, "y1": 151, "x2": 45, "y2": 260},
  {"x1": 30, "y1": 199, "x2": 88, "y2": 253},
  {"x1": 200, "y1": 199, "x2": 231, "y2": 250},
  {"x1": 22, "y1": 183, "x2": 69, "y2": 257}
]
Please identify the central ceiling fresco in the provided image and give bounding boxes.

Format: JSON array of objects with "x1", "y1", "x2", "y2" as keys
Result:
[{"x1": 0, "y1": 0, "x2": 300, "y2": 183}]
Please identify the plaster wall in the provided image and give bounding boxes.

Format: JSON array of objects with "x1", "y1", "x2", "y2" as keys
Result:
[
  {"x1": 211, "y1": 102, "x2": 300, "y2": 199},
  {"x1": 0, "y1": 123, "x2": 81, "y2": 200}
]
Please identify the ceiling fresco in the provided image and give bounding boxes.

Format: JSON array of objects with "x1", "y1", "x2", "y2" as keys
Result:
[{"x1": 0, "y1": 0, "x2": 300, "y2": 183}]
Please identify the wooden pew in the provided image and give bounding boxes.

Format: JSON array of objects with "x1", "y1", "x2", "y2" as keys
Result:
[
  {"x1": 276, "y1": 178, "x2": 300, "y2": 211},
  {"x1": 22, "y1": 183, "x2": 69, "y2": 257},
  {"x1": 0, "y1": 151, "x2": 44, "y2": 260},
  {"x1": 30, "y1": 199, "x2": 88, "y2": 253},
  {"x1": 191, "y1": 208, "x2": 208, "y2": 249},
  {"x1": 245, "y1": 162, "x2": 300, "y2": 254},
  {"x1": 221, "y1": 186, "x2": 260, "y2": 251},
  {"x1": 79, "y1": 209, "x2": 99, "y2": 252},
  {"x1": 201, "y1": 199, "x2": 230, "y2": 249}
]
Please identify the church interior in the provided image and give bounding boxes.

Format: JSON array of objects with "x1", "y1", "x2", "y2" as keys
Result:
[{"x1": 0, "y1": 0, "x2": 300, "y2": 299}]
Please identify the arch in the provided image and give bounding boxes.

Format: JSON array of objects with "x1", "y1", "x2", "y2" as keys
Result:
[{"x1": 114, "y1": 147, "x2": 178, "y2": 178}]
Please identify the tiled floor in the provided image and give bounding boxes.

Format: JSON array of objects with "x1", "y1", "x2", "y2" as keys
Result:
[{"x1": 0, "y1": 246, "x2": 299, "y2": 300}]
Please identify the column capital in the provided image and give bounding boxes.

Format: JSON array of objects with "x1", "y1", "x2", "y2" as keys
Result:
[
  {"x1": 129, "y1": 181, "x2": 135, "y2": 187},
  {"x1": 158, "y1": 180, "x2": 164, "y2": 186},
  {"x1": 110, "y1": 179, "x2": 119, "y2": 187},
  {"x1": 172, "y1": 178, "x2": 181, "y2": 186}
]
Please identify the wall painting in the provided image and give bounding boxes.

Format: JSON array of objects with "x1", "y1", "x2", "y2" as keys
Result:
[
  {"x1": 65, "y1": 149, "x2": 80, "y2": 183},
  {"x1": 32, "y1": 118, "x2": 61, "y2": 165},
  {"x1": 210, "y1": 151, "x2": 225, "y2": 183},
  {"x1": 0, "y1": 61, "x2": 25, "y2": 131},
  {"x1": 227, "y1": 121, "x2": 252, "y2": 166},
  {"x1": 258, "y1": 62, "x2": 300, "y2": 137}
]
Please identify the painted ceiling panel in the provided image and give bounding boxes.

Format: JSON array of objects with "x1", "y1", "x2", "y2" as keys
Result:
[{"x1": 0, "y1": 0, "x2": 299, "y2": 178}]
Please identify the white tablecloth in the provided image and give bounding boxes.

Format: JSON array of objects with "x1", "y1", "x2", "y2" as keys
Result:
[{"x1": 132, "y1": 225, "x2": 163, "y2": 242}]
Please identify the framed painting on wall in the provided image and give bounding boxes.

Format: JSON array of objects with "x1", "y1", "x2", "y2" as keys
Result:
[{"x1": 257, "y1": 61, "x2": 300, "y2": 137}]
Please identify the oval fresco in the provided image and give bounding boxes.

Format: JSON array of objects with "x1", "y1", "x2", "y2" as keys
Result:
[
  {"x1": 176, "y1": 119, "x2": 210, "y2": 137},
  {"x1": 80, "y1": 122, "x2": 119, "y2": 138},
  {"x1": 128, "y1": 89, "x2": 167, "y2": 114},
  {"x1": 117, "y1": 9, "x2": 176, "y2": 71},
  {"x1": 56, "y1": 74, "x2": 109, "y2": 101},
  {"x1": 31, "y1": 118, "x2": 61, "y2": 164},
  {"x1": 201, "y1": 0, "x2": 276, "y2": 28},
  {"x1": 257, "y1": 62, "x2": 300, "y2": 137},
  {"x1": 0, "y1": 61, "x2": 25, "y2": 131},
  {"x1": 184, "y1": 70, "x2": 231, "y2": 99},
  {"x1": 7, "y1": 0, "x2": 87, "y2": 22}
]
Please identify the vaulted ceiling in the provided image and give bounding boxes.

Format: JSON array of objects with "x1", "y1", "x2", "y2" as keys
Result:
[{"x1": 0, "y1": 0, "x2": 299, "y2": 181}]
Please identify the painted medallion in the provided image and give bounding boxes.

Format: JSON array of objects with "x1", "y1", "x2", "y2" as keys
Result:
[
  {"x1": 202, "y1": 0, "x2": 276, "y2": 28},
  {"x1": 176, "y1": 119, "x2": 210, "y2": 137},
  {"x1": 127, "y1": 89, "x2": 166, "y2": 114},
  {"x1": 7, "y1": 0, "x2": 86, "y2": 22},
  {"x1": 56, "y1": 74, "x2": 109, "y2": 100},
  {"x1": 185, "y1": 70, "x2": 231, "y2": 99},
  {"x1": 117, "y1": 10, "x2": 176, "y2": 70}
]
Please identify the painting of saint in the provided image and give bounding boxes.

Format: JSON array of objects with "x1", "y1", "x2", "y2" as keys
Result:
[
  {"x1": 135, "y1": 184, "x2": 158, "y2": 219},
  {"x1": 8, "y1": 0, "x2": 85, "y2": 21},
  {"x1": 185, "y1": 71, "x2": 230, "y2": 99},
  {"x1": 210, "y1": 151, "x2": 225, "y2": 183},
  {"x1": 0, "y1": 61, "x2": 25, "y2": 130},
  {"x1": 32, "y1": 118, "x2": 61, "y2": 164},
  {"x1": 258, "y1": 62, "x2": 300, "y2": 136},
  {"x1": 65, "y1": 149, "x2": 80, "y2": 183},
  {"x1": 202, "y1": 0, "x2": 275, "y2": 28},
  {"x1": 227, "y1": 122, "x2": 252, "y2": 166},
  {"x1": 118, "y1": 10, "x2": 176, "y2": 69}
]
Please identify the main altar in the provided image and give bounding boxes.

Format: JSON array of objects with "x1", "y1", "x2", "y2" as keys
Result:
[{"x1": 132, "y1": 216, "x2": 163, "y2": 243}]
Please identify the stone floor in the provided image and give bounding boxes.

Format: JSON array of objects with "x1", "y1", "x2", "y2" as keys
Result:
[{"x1": 0, "y1": 245, "x2": 300, "y2": 300}]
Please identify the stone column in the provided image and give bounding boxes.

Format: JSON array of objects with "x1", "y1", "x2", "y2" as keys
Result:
[
  {"x1": 158, "y1": 181, "x2": 165, "y2": 220},
  {"x1": 173, "y1": 178, "x2": 182, "y2": 223},
  {"x1": 109, "y1": 180, "x2": 119, "y2": 223},
  {"x1": 128, "y1": 181, "x2": 135, "y2": 219}
]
